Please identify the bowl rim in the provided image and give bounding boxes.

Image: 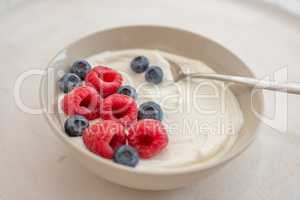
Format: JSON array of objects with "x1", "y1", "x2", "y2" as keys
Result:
[{"x1": 40, "y1": 25, "x2": 263, "y2": 176}]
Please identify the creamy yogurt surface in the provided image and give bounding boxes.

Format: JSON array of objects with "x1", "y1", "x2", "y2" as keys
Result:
[{"x1": 58, "y1": 49, "x2": 244, "y2": 170}]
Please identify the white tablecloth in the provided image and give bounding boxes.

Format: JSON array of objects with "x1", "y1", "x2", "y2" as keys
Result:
[{"x1": 0, "y1": 0, "x2": 300, "y2": 199}]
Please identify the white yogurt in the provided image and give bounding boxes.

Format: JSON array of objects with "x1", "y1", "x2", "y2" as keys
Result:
[{"x1": 58, "y1": 49, "x2": 244, "y2": 170}]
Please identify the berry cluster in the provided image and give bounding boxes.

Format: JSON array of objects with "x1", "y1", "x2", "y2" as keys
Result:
[
  {"x1": 58, "y1": 57, "x2": 168, "y2": 168},
  {"x1": 130, "y1": 56, "x2": 164, "y2": 84}
]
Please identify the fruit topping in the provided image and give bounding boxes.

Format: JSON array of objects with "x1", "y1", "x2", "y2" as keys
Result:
[
  {"x1": 64, "y1": 115, "x2": 89, "y2": 137},
  {"x1": 128, "y1": 119, "x2": 168, "y2": 159},
  {"x1": 113, "y1": 145, "x2": 139, "y2": 167},
  {"x1": 85, "y1": 66, "x2": 123, "y2": 97},
  {"x1": 83, "y1": 120, "x2": 126, "y2": 159},
  {"x1": 130, "y1": 56, "x2": 149, "y2": 73},
  {"x1": 71, "y1": 60, "x2": 92, "y2": 80},
  {"x1": 138, "y1": 101, "x2": 163, "y2": 121},
  {"x1": 145, "y1": 66, "x2": 164, "y2": 84},
  {"x1": 62, "y1": 85, "x2": 102, "y2": 120},
  {"x1": 58, "y1": 73, "x2": 82, "y2": 93},
  {"x1": 117, "y1": 85, "x2": 137, "y2": 99},
  {"x1": 101, "y1": 94, "x2": 138, "y2": 127}
]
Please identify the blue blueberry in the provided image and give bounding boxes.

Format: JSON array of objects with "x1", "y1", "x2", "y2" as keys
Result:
[
  {"x1": 145, "y1": 66, "x2": 163, "y2": 84},
  {"x1": 58, "y1": 73, "x2": 82, "y2": 93},
  {"x1": 113, "y1": 145, "x2": 139, "y2": 167},
  {"x1": 71, "y1": 60, "x2": 92, "y2": 80},
  {"x1": 130, "y1": 56, "x2": 149, "y2": 73},
  {"x1": 117, "y1": 85, "x2": 137, "y2": 99},
  {"x1": 64, "y1": 115, "x2": 89, "y2": 137},
  {"x1": 138, "y1": 101, "x2": 163, "y2": 121}
]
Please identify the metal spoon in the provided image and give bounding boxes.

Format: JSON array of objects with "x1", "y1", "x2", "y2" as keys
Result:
[{"x1": 167, "y1": 59, "x2": 300, "y2": 95}]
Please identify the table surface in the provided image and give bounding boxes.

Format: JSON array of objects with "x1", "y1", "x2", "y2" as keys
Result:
[{"x1": 1, "y1": 0, "x2": 300, "y2": 199}]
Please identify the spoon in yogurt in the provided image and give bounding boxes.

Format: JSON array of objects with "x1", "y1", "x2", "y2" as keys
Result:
[{"x1": 166, "y1": 59, "x2": 300, "y2": 95}]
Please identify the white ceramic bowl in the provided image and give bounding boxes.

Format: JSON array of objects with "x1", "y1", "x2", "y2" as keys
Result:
[{"x1": 40, "y1": 25, "x2": 264, "y2": 190}]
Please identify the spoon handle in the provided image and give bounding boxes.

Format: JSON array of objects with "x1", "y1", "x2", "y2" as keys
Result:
[{"x1": 189, "y1": 73, "x2": 300, "y2": 95}]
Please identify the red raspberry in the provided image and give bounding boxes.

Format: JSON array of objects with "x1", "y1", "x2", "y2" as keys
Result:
[
  {"x1": 82, "y1": 120, "x2": 126, "y2": 159},
  {"x1": 62, "y1": 85, "x2": 102, "y2": 120},
  {"x1": 101, "y1": 94, "x2": 138, "y2": 127},
  {"x1": 85, "y1": 66, "x2": 123, "y2": 97},
  {"x1": 127, "y1": 119, "x2": 168, "y2": 159}
]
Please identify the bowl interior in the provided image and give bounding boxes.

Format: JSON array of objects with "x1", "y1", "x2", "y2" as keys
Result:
[{"x1": 41, "y1": 25, "x2": 263, "y2": 174}]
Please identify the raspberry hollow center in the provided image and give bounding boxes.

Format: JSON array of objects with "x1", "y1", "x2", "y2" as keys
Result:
[
  {"x1": 138, "y1": 134, "x2": 154, "y2": 146},
  {"x1": 99, "y1": 72, "x2": 116, "y2": 82},
  {"x1": 112, "y1": 105, "x2": 130, "y2": 119},
  {"x1": 80, "y1": 95, "x2": 92, "y2": 107}
]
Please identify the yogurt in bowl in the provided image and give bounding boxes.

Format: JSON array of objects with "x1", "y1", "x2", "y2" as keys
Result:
[
  {"x1": 57, "y1": 49, "x2": 244, "y2": 170},
  {"x1": 41, "y1": 26, "x2": 263, "y2": 190}
]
